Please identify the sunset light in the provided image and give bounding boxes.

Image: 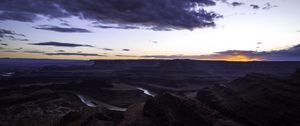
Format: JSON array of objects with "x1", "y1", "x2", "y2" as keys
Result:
[
  {"x1": 1, "y1": 0, "x2": 300, "y2": 61},
  {"x1": 223, "y1": 55, "x2": 261, "y2": 62},
  {"x1": 1, "y1": 1, "x2": 300, "y2": 126}
]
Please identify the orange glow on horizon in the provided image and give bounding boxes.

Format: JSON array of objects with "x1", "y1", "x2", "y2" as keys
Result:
[
  {"x1": 201, "y1": 55, "x2": 261, "y2": 62},
  {"x1": 1, "y1": 52, "x2": 263, "y2": 61},
  {"x1": 222, "y1": 55, "x2": 261, "y2": 62}
]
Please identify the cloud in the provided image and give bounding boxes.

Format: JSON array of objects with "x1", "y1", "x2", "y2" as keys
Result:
[
  {"x1": 1, "y1": 49, "x2": 45, "y2": 54},
  {"x1": 0, "y1": 47, "x2": 23, "y2": 52},
  {"x1": 33, "y1": 25, "x2": 91, "y2": 33},
  {"x1": 250, "y1": 4, "x2": 260, "y2": 9},
  {"x1": 115, "y1": 55, "x2": 138, "y2": 57},
  {"x1": 22, "y1": 50, "x2": 45, "y2": 54},
  {"x1": 249, "y1": 3, "x2": 277, "y2": 10},
  {"x1": 102, "y1": 48, "x2": 114, "y2": 51},
  {"x1": 0, "y1": 28, "x2": 27, "y2": 41},
  {"x1": 95, "y1": 25, "x2": 139, "y2": 30},
  {"x1": 217, "y1": 0, "x2": 244, "y2": 7},
  {"x1": 141, "y1": 54, "x2": 221, "y2": 60},
  {"x1": 0, "y1": 0, "x2": 221, "y2": 30},
  {"x1": 45, "y1": 53, "x2": 104, "y2": 56},
  {"x1": 151, "y1": 41, "x2": 158, "y2": 44},
  {"x1": 262, "y1": 3, "x2": 278, "y2": 10},
  {"x1": 260, "y1": 44, "x2": 300, "y2": 61},
  {"x1": 140, "y1": 44, "x2": 300, "y2": 61},
  {"x1": 141, "y1": 52, "x2": 259, "y2": 61},
  {"x1": 122, "y1": 49, "x2": 130, "y2": 51},
  {"x1": 60, "y1": 23, "x2": 71, "y2": 26},
  {"x1": 1, "y1": 50, "x2": 18, "y2": 52},
  {"x1": 1, "y1": 43, "x2": 8, "y2": 46},
  {"x1": 140, "y1": 53, "x2": 243, "y2": 60},
  {"x1": 142, "y1": 55, "x2": 193, "y2": 59},
  {"x1": 15, "y1": 48, "x2": 23, "y2": 50},
  {"x1": 211, "y1": 45, "x2": 300, "y2": 61},
  {"x1": 0, "y1": 1, "x2": 68, "y2": 22},
  {"x1": 231, "y1": 2, "x2": 244, "y2": 6},
  {"x1": 56, "y1": 50, "x2": 65, "y2": 52},
  {"x1": 29, "y1": 42, "x2": 93, "y2": 47},
  {"x1": 0, "y1": 11, "x2": 38, "y2": 22},
  {"x1": 15, "y1": 39, "x2": 29, "y2": 41},
  {"x1": 1, "y1": 48, "x2": 104, "y2": 57}
]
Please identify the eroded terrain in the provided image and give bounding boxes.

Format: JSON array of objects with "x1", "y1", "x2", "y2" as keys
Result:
[{"x1": 0, "y1": 59, "x2": 300, "y2": 126}]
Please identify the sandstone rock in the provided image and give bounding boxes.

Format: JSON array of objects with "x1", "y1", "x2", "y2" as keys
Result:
[
  {"x1": 120, "y1": 93, "x2": 242, "y2": 126},
  {"x1": 197, "y1": 71, "x2": 300, "y2": 126}
]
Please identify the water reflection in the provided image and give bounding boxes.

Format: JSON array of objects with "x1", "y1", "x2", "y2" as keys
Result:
[
  {"x1": 137, "y1": 87, "x2": 155, "y2": 97},
  {"x1": 76, "y1": 94, "x2": 127, "y2": 111}
]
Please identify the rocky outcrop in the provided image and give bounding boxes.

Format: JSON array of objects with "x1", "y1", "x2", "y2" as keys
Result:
[
  {"x1": 196, "y1": 71, "x2": 300, "y2": 126},
  {"x1": 119, "y1": 93, "x2": 242, "y2": 126},
  {"x1": 0, "y1": 88, "x2": 124, "y2": 126},
  {"x1": 57, "y1": 108, "x2": 124, "y2": 126},
  {"x1": 119, "y1": 69, "x2": 300, "y2": 126},
  {"x1": 57, "y1": 108, "x2": 117, "y2": 126},
  {"x1": 1, "y1": 59, "x2": 300, "y2": 126}
]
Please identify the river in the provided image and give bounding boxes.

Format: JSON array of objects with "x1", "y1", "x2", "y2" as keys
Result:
[
  {"x1": 76, "y1": 94, "x2": 127, "y2": 111},
  {"x1": 137, "y1": 87, "x2": 155, "y2": 97}
]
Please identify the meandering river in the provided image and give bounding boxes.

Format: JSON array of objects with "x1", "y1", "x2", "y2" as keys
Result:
[
  {"x1": 76, "y1": 94, "x2": 127, "y2": 111},
  {"x1": 76, "y1": 87, "x2": 155, "y2": 111},
  {"x1": 137, "y1": 87, "x2": 155, "y2": 97}
]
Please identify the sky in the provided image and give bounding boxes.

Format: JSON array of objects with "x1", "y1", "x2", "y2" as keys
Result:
[{"x1": 0, "y1": 0, "x2": 300, "y2": 61}]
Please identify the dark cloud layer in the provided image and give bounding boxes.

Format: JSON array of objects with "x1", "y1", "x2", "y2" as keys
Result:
[
  {"x1": 218, "y1": 1, "x2": 277, "y2": 10},
  {"x1": 231, "y1": 2, "x2": 244, "y2": 6},
  {"x1": 262, "y1": 3, "x2": 278, "y2": 10},
  {"x1": 249, "y1": 3, "x2": 277, "y2": 10},
  {"x1": 56, "y1": 50, "x2": 65, "y2": 52},
  {"x1": 0, "y1": 0, "x2": 221, "y2": 30},
  {"x1": 0, "y1": 28, "x2": 27, "y2": 41},
  {"x1": 217, "y1": 0, "x2": 244, "y2": 7},
  {"x1": 0, "y1": 11, "x2": 38, "y2": 22},
  {"x1": 122, "y1": 49, "x2": 130, "y2": 51},
  {"x1": 29, "y1": 42, "x2": 93, "y2": 47},
  {"x1": 115, "y1": 55, "x2": 138, "y2": 57},
  {"x1": 1, "y1": 50, "x2": 18, "y2": 52},
  {"x1": 45, "y1": 53, "x2": 104, "y2": 57},
  {"x1": 0, "y1": 28, "x2": 20, "y2": 36},
  {"x1": 1, "y1": 43, "x2": 8, "y2": 46},
  {"x1": 33, "y1": 25, "x2": 91, "y2": 33},
  {"x1": 23, "y1": 50, "x2": 45, "y2": 54},
  {"x1": 260, "y1": 44, "x2": 300, "y2": 61},
  {"x1": 3, "y1": 43, "x2": 300, "y2": 60},
  {"x1": 141, "y1": 44, "x2": 300, "y2": 61},
  {"x1": 250, "y1": 4, "x2": 260, "y2": 9},
  {"x1": 15, "y1": 39, "x2": 29, "y2": 41},
  {"x1": 210, "y1": 45, "x2": 300, "y2": 61},
  {"x1": 142, "y1": 55, "x2": 192, "y2": 59},
  {"x1": 95, "y1": 25, "x2": 139, "y2": 30},
  {"x1": 1, "y1": 47, "x2": 104, "y2": 57},
  {"x1": 102, "y1": 48, "x2": 114, "y2": 51}
]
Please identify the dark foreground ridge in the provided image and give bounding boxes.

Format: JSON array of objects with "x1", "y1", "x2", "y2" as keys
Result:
[
  {"x1": 0, "y1": 59, "x2": 300, "y2": 126},
  {"x1": 120, "y1": 70, "x2": 300, "y2": 126}
]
